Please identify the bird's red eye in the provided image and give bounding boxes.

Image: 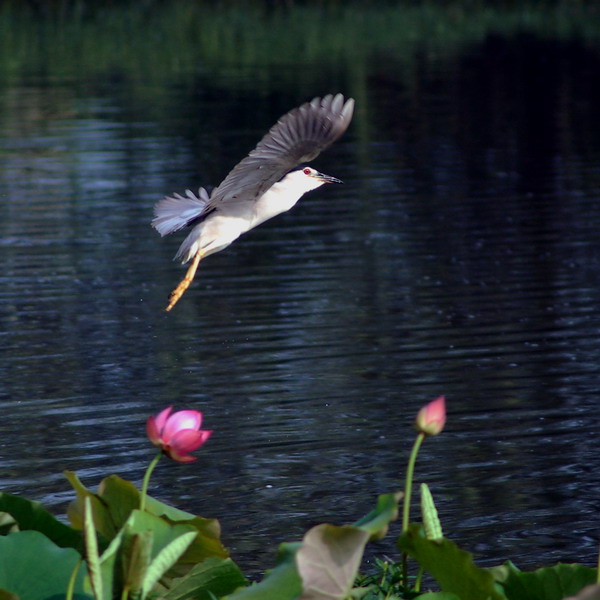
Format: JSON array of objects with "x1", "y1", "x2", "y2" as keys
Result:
[{"x1": 303, "y1": 167, "x2": 311, "y2": 175}]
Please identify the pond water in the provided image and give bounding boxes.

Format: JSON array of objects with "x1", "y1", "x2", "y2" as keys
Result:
[{"x1": 2, "y1": 26, "x2": 600, "y2": 578}]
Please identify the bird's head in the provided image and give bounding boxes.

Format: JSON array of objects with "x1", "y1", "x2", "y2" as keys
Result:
[
  {"x1": 280, "y1": 165, "x2": 343, "y2": 195},
  {"x1": 299, "y1": 165, "x2": 343, "y2": 185}
]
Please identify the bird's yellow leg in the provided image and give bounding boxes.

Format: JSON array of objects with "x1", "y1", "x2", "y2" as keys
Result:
[{"x1": 165, "y1": 249, "x2": 205, "y2": 312}]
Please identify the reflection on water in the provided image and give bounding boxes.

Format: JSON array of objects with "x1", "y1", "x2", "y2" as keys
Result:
[{"x1": 2, "y1": 32, "x2": 600, "y2": 576}]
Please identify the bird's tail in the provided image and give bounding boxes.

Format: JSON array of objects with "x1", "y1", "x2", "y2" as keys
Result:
[{"x1": 151, "y1": 187, "x2": 210, "y2": 237}]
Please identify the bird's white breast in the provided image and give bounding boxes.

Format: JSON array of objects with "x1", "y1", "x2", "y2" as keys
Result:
[{"x1": 184, "y1": 170, "x2": 326, "y2": 261}]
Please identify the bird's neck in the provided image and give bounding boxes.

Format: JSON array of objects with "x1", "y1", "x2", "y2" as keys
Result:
[{"x1": 251, "y1": 173, "x2": 325, "y2": 228}]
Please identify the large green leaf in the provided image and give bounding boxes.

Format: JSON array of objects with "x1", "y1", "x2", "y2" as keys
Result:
[
  {"x1": 296, "y1": 524, "x2": 370, "y2": 600},
  {"x1": 0, "y1": 492, "x2": 83, "y2": 552},
  {"x1": 227, "y1": 492, "x2": 401, "y2": 600},
  {"x1": 142, "y1": 531, "x2": 198, "y2": 597},
  {"x1": 82, "y1": 508, "x2": 199, "y2": 600},
  {"x1": 118, "y1": 510, "x2": 198, "y2": 599},
  {"x1": 494, "y1": 561, "x2": 597, "y2": 600},
  {"x1": 226, "y1": 543, "x2": 303, "y2": 600},
  {"x1": 161, "y1": 557, "x2": 247, "y2": 600},
  {"x1": 121, "y1": 531, "x2": 153, "y2": 598},
  {"x1": 97, "y1": 475, "x2": 141, "y2": 528},
  {"x1": 0, "y1": 530, "x2": 91, "y2": 600},
  {"x1": 95, "y1": 475, "x2": 200, "y2": 526},
  {"x1": 353, "y1": 492, "x2": 402, "y2": 540},
  {"x1": 399, "y1": 524, "x2": 507, "y2": 600},
  {"x1": 164, "y1": 515, "x2": 227, "y2": 563},
  {"x1": 97, "y1": 473, "x2": 197, "y2": 523},
  {"x1": 562, "y1": 584, "x2": 600, "y2": 600},
  {"x1": 64, "y1": 471, "x2": 117, "y2": 541},
  {"x1": 144, "y1": 493, "x2": 197, "y2": 521},
  {"x1": 139, "y1": 482, "x2": 228, "y2": 562},
  {"x1": 121, "y1": 510, "x2": 197, "y2": 563},
  {"x1": 295, "y1": 493, "x2": 401, "y2": 599},
  {"x1": 69, "y1": 473, "x2": 227, "y2": 563}
]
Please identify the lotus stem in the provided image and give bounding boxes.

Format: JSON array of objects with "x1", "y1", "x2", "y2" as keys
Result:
[
  {"x1": 65, "y1": 559, "x2": 82, "y2": 600},
  {"x1": 140, "y1": 452, "x2": 162, "y2": 512},
  {"x1": 401, "y1": 431, "x2": 425, "y2": 589},
  {"x1": 402, "y1": 432, "x2": 425, "y2": 532}
]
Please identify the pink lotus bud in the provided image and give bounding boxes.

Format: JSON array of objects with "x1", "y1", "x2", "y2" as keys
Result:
[
  {"x1": 146, "y1": 406, "x2": 212, "y2": 463},
  {"x1": 415, "y1": 396, "x2": 446, "y2": 436}
]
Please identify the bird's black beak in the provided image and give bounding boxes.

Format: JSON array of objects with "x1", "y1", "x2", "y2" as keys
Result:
[{"x1": 316, "y1": 172, "x2": 343, "y2": 184}]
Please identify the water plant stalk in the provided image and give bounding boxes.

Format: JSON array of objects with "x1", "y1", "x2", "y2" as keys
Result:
[
  {"x1": 402, "y1": 432, "x2": 425, "y2": 532},
  {"x1": 401, "y1": 430, "x2": 426, "y2": 589},
  {"x1": 65, "y1": 559, "x2": 82, "y2": 600},
  {"x1": 140, "y1": 452, "x2": 162, "y2": 512}
]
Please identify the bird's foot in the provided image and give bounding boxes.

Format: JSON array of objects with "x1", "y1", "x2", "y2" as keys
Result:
[
  {"x1": 165, "y1": 280, "x2": 191, "y2": 312},
  {"x1": 164, "y1": 250, "x2": 204, "y2": 312}
]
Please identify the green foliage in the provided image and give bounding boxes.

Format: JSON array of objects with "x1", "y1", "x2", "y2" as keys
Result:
[
  {"x1": 354, "y1": 492, "x2": 402, "y2": 541},
  {"x1": 0, "y1": 471, "x2": 242, "y2": 600},
  {"x1": 398, "y1": 522, "x2": 599, "y2": 600},
  {"x1": 0, "y1": 441, "x2": 597, "y2": 600},
  {"x1": 0, "y1": 478, "x2": 597, "y2": 600},
  {"x1": 562, "y1": 585, "x2": 600, "y2": 600},
  {"x1": 0, "y1": 530, "x2": 91, "y2": 600},
  {"x1": 0, "y1": 471, "x2": 235, "y2": 600},
  {"x1": 420, "y1": 484, "x2": 442, "y2": 542},
  {"x1": 84, "y1": 508, "x2": 199, "y2": 600},
  {"x1": 228, "y1": 493, "x2": 402, "y2": 600},
  {"x1": 0, "y1": 492, "x2": 83, "y2": 551},
  {"x1": 1, "y1": 467, "x2": 597, "y2": 600},
  {"x1": 65, "y1": 471, "x2": 228, "y2": 563},
  {"x1": 354, "y1": 558, "x2": 406, "y2": 600},
  {"x1": 83, "y1": 497, "x2": 104, "y2": 600},
  {"x1": 416, "y1": 594, "x2": 460, "y2": 600},
  {"x1": 124, "y1": 511, "x2": 198, "y2": 597},
  {"x1": 225, "y1": 544, "x2": 302, "y2": 600},
  {"x1": 1, "y1": 1, "x2": 599, "y2": 90},
  {"x1": 398, "y1": 524, "x2": 507, "y2": 600},
  {"x1": 296, "y1": 493, "x2": 402, "y2": 600},
  {"x1": 65, "y1": 471, "x2": 119, "y2": 542},
  {"x1": 159, "y1": 558, "x2": 247, "y2": 600},
  {"x1": 493, "y1": 561, "x2": 597, "y2": 600},
  {"x1": 297, "y1": 524, "x2": 371, "y2": 599}
]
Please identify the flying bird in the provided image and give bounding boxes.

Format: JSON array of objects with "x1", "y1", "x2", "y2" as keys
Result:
[{"x1": 152, "y1": 93, "x2": 355, "y2": 311}]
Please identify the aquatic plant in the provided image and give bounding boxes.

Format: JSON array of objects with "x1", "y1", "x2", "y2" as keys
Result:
[
  {"x1": 140, "y1": 406, "x2": 213, "y2": 513},
  {"x1": 146, "y1": 406, "x2": 213, "y2": 463},
  {"x1": 0, "y1": 398, "x2": 597, "y2": 599},
  {"x1": 414, "y1": 396, "x2": 446, "y2": 438}
]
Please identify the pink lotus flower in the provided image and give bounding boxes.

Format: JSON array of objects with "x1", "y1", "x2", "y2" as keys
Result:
[
  {"x1": 146, "y1": 406, "x2": 212, "y2": 463},
  {"x1": 415, "y1": 396, "x2": 446, "y2": 436}
]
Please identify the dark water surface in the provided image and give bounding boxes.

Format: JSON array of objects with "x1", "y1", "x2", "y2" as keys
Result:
[{"x1": 2, "y1": 32, "x2": 600, "y2": 576}]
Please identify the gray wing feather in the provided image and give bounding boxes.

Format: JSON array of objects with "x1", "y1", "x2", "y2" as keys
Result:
[
  {"x1": 152, "y1": 187, "x2": 210, "y2": 237},
  {"x1": 208, "y1": 93, "x2": 354, "y2": 208}
]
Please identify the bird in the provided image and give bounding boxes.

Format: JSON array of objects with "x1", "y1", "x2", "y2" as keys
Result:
[{"x1": 152, "y1": 93, "x2": 355, "y2": 312}]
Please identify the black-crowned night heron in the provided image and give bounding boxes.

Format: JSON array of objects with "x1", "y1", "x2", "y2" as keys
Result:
[{"x1": 152, "y1": 93, "x2": 355, "y2": 311}]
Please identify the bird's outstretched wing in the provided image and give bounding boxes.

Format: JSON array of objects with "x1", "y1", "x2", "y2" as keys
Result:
[{"x1": 207, "y1": 93, "x2": 355, "y2": 209}]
